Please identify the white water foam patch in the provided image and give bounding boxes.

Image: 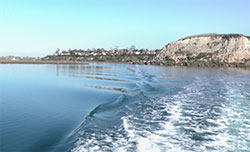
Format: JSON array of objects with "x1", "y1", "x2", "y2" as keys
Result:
[
  {"x1": 122, "y1": 99, "x2": 185, "y2": 152},
  {"x1": 204, "y1": 81, "x2": 250, "y2": 151},
  {"x1": 120, "y1": 77, "x2": 216, "y2": 152},
  {"x1": 121, "y1": 76, "x2": 250, "y2": 152},
  {"x1": 71, "y1": 125, "x2": 130, "y2": 152}
]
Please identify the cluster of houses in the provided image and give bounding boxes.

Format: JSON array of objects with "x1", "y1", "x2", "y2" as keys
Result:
[{"x1": 53, "y1": 48, "x2": 156, "y2": 57}]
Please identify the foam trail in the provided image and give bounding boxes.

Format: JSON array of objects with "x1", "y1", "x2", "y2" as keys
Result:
[{"x1": 71, "y1": 70, "x2": 250, "y2": 152}]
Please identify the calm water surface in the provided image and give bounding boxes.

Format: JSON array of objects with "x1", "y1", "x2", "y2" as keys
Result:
[{"x1": 0, "y1": 63, "x2": 250, "y2": 152}]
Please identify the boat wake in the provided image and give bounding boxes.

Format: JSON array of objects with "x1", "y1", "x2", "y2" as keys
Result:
[{"x1": 71, "y1": 68, "x2": 250, "y2": 152}]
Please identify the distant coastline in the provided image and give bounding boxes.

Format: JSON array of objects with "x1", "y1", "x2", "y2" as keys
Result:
[
  {"x1": 0, "y1": 60, "x2": 82, "y2": 64},
  {"x1": 2, "y1": 34, "x2": 250, "y2": 68}
]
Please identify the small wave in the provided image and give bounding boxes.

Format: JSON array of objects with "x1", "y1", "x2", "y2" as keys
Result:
[
  {"x1": 127, "y1": 67, "x2": 140, "y2": 74},
  {"x1": 83, "y1": 84, "x2": 126, "y2": 92},
  {"x1": 72, "y1": 94, "x2": 127, "y2": 133},
  {"x1": 78, "y1": 75, "x2": 130, "y2": 82},
  {"x1": 74, "y1": 72, "x2": 121, "y2": 77}
]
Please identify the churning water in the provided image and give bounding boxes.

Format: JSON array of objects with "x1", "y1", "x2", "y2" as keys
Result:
[{"x1": 0, "y1": 63, "x2": 250, "y2": 152}]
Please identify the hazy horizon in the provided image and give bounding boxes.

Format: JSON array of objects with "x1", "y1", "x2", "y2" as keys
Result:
[{"x1": 0, "y1": 0, "x2": 250, "y2": 57}]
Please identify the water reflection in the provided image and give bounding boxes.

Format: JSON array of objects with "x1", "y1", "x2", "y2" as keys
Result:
[{"x1": 53, "y1": 64, "x2": 110, "y2": 77}]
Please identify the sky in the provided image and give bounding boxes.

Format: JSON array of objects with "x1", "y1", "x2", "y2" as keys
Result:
[{"x1": 0, "y1": 0, "x2": 249, "y2": 57}]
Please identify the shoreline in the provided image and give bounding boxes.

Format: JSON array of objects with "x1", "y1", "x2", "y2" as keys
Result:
[
  {"x1": 0, "y1": 60, "x2": 87, "y2": 64},
  {"x1": 1, "y1": 60, "x2": 250, "y2": 71}
]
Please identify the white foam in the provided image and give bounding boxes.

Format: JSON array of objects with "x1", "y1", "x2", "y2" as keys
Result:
[
  {"x1": 119, "y1": 82, "x2": 195, "y2": 152},
  {"x1": 202, "y1": 81, "x2": 250, "y2": 151}
]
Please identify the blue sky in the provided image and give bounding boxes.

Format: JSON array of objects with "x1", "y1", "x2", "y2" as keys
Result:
[{"x1": 0, "y1": 0, "x2": 249, "y2": 57}]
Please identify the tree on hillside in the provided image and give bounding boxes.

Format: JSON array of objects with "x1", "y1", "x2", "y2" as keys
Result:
[
  {"x1": 56, "y1": 48, "x2": 60, "y2": 53},
  {"x1": 130, "y1": 45, "x2": 136, "y2": 51}
]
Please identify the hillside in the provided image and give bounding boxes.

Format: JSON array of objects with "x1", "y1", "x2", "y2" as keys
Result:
[{"x1": 155, "y1": 34, "x2": 250, "y2": 67}]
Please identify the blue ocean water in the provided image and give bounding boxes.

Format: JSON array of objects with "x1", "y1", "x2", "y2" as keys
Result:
[{"x1": 0, "y1": 63, "x2": 250, "y2": 152}]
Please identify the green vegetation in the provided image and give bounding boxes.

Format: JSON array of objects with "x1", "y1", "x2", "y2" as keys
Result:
[{"x1": 43, "y1": 54, "x2": 157, "y2": 65}]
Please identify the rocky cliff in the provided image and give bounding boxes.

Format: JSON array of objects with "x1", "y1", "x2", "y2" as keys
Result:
[{"x1": 156, "y1": 34, "x2": 250, "y2": 67}]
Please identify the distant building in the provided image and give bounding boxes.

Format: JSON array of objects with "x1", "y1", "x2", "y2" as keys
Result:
[{"x1": 61, "y1": 51, "x2": 70, "y2": 56}]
